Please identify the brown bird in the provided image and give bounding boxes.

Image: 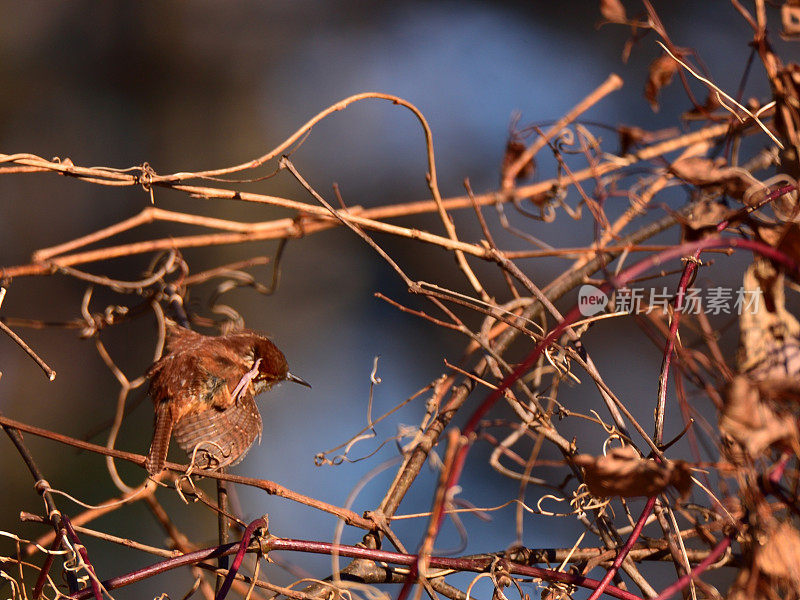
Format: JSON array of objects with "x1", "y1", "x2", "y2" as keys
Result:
[{"x1": 144, "y1": 322, "x2": 310, "y2": 475}]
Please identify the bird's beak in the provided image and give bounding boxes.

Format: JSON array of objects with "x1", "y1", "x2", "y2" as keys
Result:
[{"x1": 286, "y1": 372, "x2": 312, "y2": 388}]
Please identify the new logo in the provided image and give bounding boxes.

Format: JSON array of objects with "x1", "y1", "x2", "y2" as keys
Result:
[{"x1": 578, "y1": 284, "x2": 608, "y2": 317}]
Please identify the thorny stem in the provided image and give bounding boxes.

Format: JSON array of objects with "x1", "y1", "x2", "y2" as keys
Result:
[
  {"x1": 32, "y1": 534, "x2": 63, "y2": 600},
  {"x1": 396, "y1": 429, "x2": 463, "y2": 600},
  {"x1": 70, "y1": 540, "x2": 239, "y2": 599},
  {"x1": 20, "y1": 509, "x2": 735, "y2": 566}
]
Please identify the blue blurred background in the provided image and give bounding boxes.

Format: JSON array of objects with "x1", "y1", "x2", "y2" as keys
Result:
[{"x1": 1, "y1": 2, "x2": 794, "y2": 598}]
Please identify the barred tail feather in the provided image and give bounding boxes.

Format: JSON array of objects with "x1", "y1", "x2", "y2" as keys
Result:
[
  {"x1": 173, "y1": 395, "x2": 262, "y2": 469},
  {"x1": 145, "y1": 402, "x2": 173, "y2": 475}
]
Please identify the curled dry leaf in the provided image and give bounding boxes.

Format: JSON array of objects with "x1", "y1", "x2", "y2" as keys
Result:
[
  {"x1": 501, "y1": 139, "x2": 535, "y2": 183},
  {"x1": 617, "y1": 125, "x2": 680, "y2": 155},
  {"x1": 737, "y1": 260, "x2": 800, "y2": 380},
  {"x1": 599, "y1": 0, "x2": 627, "y2": 24},
  {"x1": 574, "y1": 445, "x2": 692, "y2": 499},
  {"x1": 779, "y1": 223, "x2": 800, "y2": 269},
  {"x1": 756, "y1": 521, "x2": 800, "y2": 590},
  {"x1": 755, "y1": 221, "x2": 800, "y2": 286},
  {"x1": 728, "y1": 519, "x2": 800, "y2": 598},
  {"x1": 720, "y1": 375, "x2": 798, "y2": 458},
  {"x1": 723, "y1": 260, "x2": 800, "y2": 459},
  {"x1": 541, "y1": 587, "x2": 572, "y2": 600},
  {"x1": 618, "y1": 125, "x2": 647, "y2": 155},
  {"x1": 756, "y1": 377, "x2": 800, "y2": 403},
  {"x1": 757, "y1": 221, "x2": 799, "y2": 253},
  {"x1": 645, "y1": 54, "x2": 679, "y2": 112},
  {"x1": 680, "y1": 197, "x2": 735, "y2": 240},
  {"x1": 669, "y1": 156, "x2": 755, "y2": 200},
  {"x1": 726, "y1": 568, "x2": 777, "y2": 600}
]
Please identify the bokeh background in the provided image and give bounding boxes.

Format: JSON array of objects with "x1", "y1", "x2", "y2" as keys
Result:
[{"x1": 1, "y1": 2, "x2": 795, "y2": 598}]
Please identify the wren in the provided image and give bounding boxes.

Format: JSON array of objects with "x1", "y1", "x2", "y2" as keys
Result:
[{"x1": 144, "y1": 321, "x2": 310, "y2": 474}]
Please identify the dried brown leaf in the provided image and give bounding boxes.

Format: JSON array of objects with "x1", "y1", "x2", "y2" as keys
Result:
[
  {"x1": 645, "y1": 54, "x2": 679, "y2": 112},
  {"x1": 733, "y1": 261, "x2": 800, "y2": 459},
  {"x1": 777, "y1": 223, "x2": 800, "y2": 270},
  {"x1": 600, "y1": 0, "x2": 627, "y2": 23},
  {"x1": 669, "y1": 156, "x2": 754, "y2": 200},
  {"x1": 738, "y1": 260, "x2": 800, "y2": 379},
  {"x1": 728, "y1": 519, "x2": 800, "y2": 598},
  {"x1": 617, "y1": 125, "x2": 679, "y2": 155},
  {"x1": 756, "y1": 222, "x2": 800, "y2": 285},
  {"x1": 720, "y1": 375, "x2": 798, "y2": 458},
  {"x1": 574, "y1": 446, "x2": 692, "y2": 499},
  {"x1": 669, "y1": 156, "x2": 717, "y2": 184},
  {"x1": 756, "y1": 521, "x2": 800, "y2": 590},
  {"x1": 618, "y1": 125, "x2": 646, "y2": 155},
  {"x1": 726, "y1": 568, "x2": 770, "y2": 600},
  {"x1": 680, "y1": 197, "x2": 735, "y2": 240},
  {"x1": 757, "y1": 377, "x2": 800, "y2": 404},
  {"x1": 502, "y1": 139, "x2": 535, "y2": 183}
]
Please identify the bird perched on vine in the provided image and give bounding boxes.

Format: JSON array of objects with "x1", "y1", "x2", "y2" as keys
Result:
[{"x1": 144, "y1": 321, "x2": 310, "y2": 474}]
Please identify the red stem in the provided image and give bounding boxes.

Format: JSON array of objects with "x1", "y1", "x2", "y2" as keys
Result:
[
  {"x1": 428, "y1": 234, "x2": 796, "y2": 599},
  {"x1": 653, "y1": 250, "x2": 698, "y2": 444},
  {"x1": 71, "y1": 537, "x2": 644, "y2": 600},
  {"x1": 63, "y1": 515, "x2": 103, "y2": 600},
  {"x1": 71, "y1": 541, "x2": 239, "y2": 599},
  {"x1": 214, "y1": 517, "x2": 267, "y2": 600},
  {"x1": 464, "y1": 236, "x2": 798, "y2": 444},
  {"x1": 72, "y1": 229, "x2": 797, "y2": 600},
  {"x1": 32, "y1": 530, "x2": 63, "y2": 599},
  {"x1": 650, "y1": 533, "x2": 733, "y2": 600},
  {"x1": 769, "y1": 452, "x2": 792, "y2": 486},
  {"x1": 395, "y1": 565, "x2": 417, "y2": 600},
  {"x1": 586, "y1": 497, "x2": 657, "y2": 600}
]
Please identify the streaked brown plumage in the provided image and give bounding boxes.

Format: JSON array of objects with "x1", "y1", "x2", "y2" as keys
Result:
[{"x1": 145, "y1": 322, "x2": 309, "y2": 474}]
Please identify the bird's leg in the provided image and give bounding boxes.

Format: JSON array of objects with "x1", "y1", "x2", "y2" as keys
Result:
[{"x1": 230, "y1": 358, "x2": 262, "y2": 403}]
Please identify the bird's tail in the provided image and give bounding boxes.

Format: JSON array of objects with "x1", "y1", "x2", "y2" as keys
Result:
[{"x1": 145, "y1": 402, "x2": 173, "y2": 475}]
